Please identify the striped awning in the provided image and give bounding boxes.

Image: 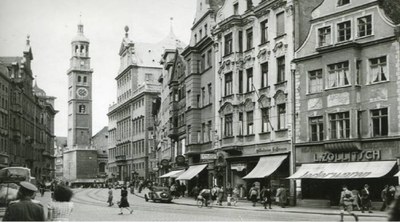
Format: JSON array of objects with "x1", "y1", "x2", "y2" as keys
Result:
[
  {"x1": 176, "y1": 164, "x2": 207, "y2": 180},
  {"x1": 243, "y1": 155, "x2": 287, "y2": 179},
  {"x1": 159, "y1": 170, "x2": 184, "y2": 178}
]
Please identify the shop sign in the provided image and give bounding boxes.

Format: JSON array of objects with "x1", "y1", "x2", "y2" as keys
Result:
[
  {"x1": 256, "y1": 147, "x2": 287, "y2": 153},
  {"x1": 314, "y1": 150, "x2": 381, "y2": 162},
  {"x1": 231, "y1": 163, "x2": 246, "y2": 171},
  {"x1": 160, "y1": 159, "x2": 170, "y2": 167},
  {"x1": 299, "y1": 171, "x2": 372, "y2": 179},
  {"x1": 201, "y1": 154, "x2": 217, "y2": 160},
  {"x1": 175, "y1": 155, "x2": 186, "y2": 165}
]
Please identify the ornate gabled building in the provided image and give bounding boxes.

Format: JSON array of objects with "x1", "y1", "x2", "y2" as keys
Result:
[
  {"x1": 291, "y1": 0, "x2": 400, "y2": 207},
  {"x1": 0, "y1": 36, "x2": 58, "y2": 182},
  {"x1": 107, "y1": 26, "x2": 184, "y2": 182}
]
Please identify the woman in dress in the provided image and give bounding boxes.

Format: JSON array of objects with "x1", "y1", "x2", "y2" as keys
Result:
[
  {"x1": 118, "y1": 186, "x2": 133, "y2": 215},
  {"x1": 47, "y1": 185, "x2": 74, "y2": 221}
]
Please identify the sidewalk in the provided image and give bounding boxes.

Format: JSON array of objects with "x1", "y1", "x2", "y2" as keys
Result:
[{"x1": 134, "y1": 188, "x2": 388, "y2": 219}]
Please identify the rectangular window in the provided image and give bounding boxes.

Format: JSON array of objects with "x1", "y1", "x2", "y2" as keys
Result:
[
  {"x1": 199, "y1": 29, "x2": 203, "y2": 40},
  {"x1": 337, "y1": 0, "x2": 350, "y2": 6},
  {"x1": 277, "y1": 104, "x2": 286, "y2": 130},
  {"x1": 329, "y1": 112, "x2": 350, "y2": 139},
  {"x1": 233, "y1": 3, "x2": 239, "y2": 15},
  {"x1": 337, "y1": 21, "x2": 351, "y2": 42},
  {"x1": 261, "y1": 108, "x2": 270, "y2": 132},
  {"x1": 238, "y1": 112, "x2": 243, "y2": 136},
  {"x1": 246, "y1": 28, "x2": 253, "y2": 50},
  {"x1": 224, "y1": 33, "x2": 233, "y2": 55},
  {"x1": 356, "y1": 60, "x2": 361, "y2": 85},
  {"x1": 358, "y1": 15, "x2": 372, "y2": 37},
  {"x1": 238, "y1": 31, "x2": 243, "y2": 52},
  {"x1": 260, "y1": 20, "x2": 268, "y2": 44},
  {"x1": 277, "y1": 56, "x2": 285, "y2": 83},
  {"x1": 202, "y1": 123, "x2": 206, "y2": 143},
  {"x1": 225, "y1": 114, "x2": 233, "y2": 137},
  {"x1": 204, "y1": 24, "x2": 208, "y2": 36},
  {"x1": 261, "y1": 62, "x2": 268, "y2": 88},
  {"x1": 318, "y1": 26, "x2": 331, "y2": 47},
  {"x1": 188, "y1": 125, "x2": 192, "y2": 143},
  {"x1": 206, "y1": 49, "x2": 212, "y2": 68},
  {"x1": 371, "y1": 108, "x2": 388, "y2": 137},
  {"x1": 238, "y1": 70, "x2": 243, "y2": 93},
  {"x1": 208, "y1": 121, "x2": 212, "y2": 142},
  {"x1": 246, "y1": 0, "x2": 253, "y2": 10},
  {"x1": 247, "y1": 111, "x2": 254, "y2": 135},
  {"x1": 201, "y1": 87, "x2": 205, "y2": 107},
  {"x1": 369, "y1": 56, "x2": 387, "y2": 83},
  {"x1": 201, "y1": 54, "x2": 205, "y2": 72},
  {"x1": 225, "y1": 72, "x2": 233, "y2": 96},
  {"x1": 310, "y1": 116, "x2": 324, "y2": 141},
  {"x1": 327, "y1": 61, "x2": 349, "y2": 88},
  {"x1": 208, "y1": 83, "x2": 212, "y2": 105},
  {"x1": 246, "y1": 68, "x2": 253, "y2": 92},
  {"x1": 308, "y1": 69, "x2": 323, "y2": 93},
  {"x1": 276, "y1": 12, "x2": 285, "y2": 37}
]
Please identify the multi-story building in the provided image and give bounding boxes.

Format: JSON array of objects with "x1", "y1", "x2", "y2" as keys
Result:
[
  {"x1": 0, "y1": 36, "x2": 58, "y2": 181},
  {"x1": 0, "y1": 64, "x2": 10, "y2": 169},
  {"x1": 291, "y1": 0, "x2": 400, "y2": 207},
  {"x1": 54, "y1": 137, "x2": 67, "y2": 180},
  {"x1": 91, "y1": 126, "x2": 109, "y2": 181},
  {"x1": 107, "y1": 26, "x2": 183, "y2": 182},
  {"x1": 63, "y1": 22, "x2": 98, "y2": 186}
]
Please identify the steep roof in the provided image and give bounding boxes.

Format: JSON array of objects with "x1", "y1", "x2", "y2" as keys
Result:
[{"x1": 92, "y1": 126, "x2": 109, "y2": 139}]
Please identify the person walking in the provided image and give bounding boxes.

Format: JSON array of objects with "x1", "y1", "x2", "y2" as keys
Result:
[
  {"x1": 339, "y1": 185, "x2": 358, "y2": 222},
  {"x1": 231, "y1": 186, "x2": 239, "y2": 206},
  {"x1": 118, "y1": 187, "x2": 133, "y2": 215},
  {"x1": 351, "y1": 189, "x2": 361, "y2": 211},
  {"x1": 276, "y1": 184, "x2": 287, "y2": 208},
  {"x1": 47, "y1": 184, "x2": 74, "y2": 221},
  {"x1": 249, "y1": 184, "x2": 258, "y2": 207},
  {"x1": 380, "y1": 185, "x2": 389, "y2": 211},
  {"x1": 3, "y1": 181, "x2": 45, "y2": 221},
  {"x1": 170, "y1": 183, "x2": 177, "y2": 199},
  {"x1": 191, "y1": 185, "x2": 200, "y2": 200},
  {"x1": 261, "y1": 186, "x2": 272, "y2": 209},
  {"x1": 198, "y1": 187, "x2": 211, "y2": 207},
  {"x1": 107, "y1": 187, "x2": 114, "y2": 206},
  {"x1": 217, "y1": 186, "x2": 224, "y2": 206},
  {"x1": 360, "y1": 184, "x2": 372, "y2": 213},
  {"x1": 211, "y1": 185, "x2": 218, "y2": 204}
]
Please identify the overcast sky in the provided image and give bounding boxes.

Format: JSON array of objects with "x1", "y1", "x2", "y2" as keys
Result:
[{"x1": 0, "y1": 0, "x2": 196, "y2": 137}]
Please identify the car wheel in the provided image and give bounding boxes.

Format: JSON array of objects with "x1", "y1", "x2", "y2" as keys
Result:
[{"x1": 144, "y1": 194, "x2": 149, "y2": 202}]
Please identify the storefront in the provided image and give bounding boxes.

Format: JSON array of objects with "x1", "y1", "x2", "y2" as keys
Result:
[{"x1": 292, "y1": 146, "x2": 399, "y2": 207}]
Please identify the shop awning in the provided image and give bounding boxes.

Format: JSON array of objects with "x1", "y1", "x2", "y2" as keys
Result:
[
  {"x1": 243, "y1": 155, "x2": 287, "y2": 179},
  {"x1": 159, "y1": 170, "x2": 184, "y2": 178},
  {"x1": 288, "y1": 161, "x2": 396, "y2": 179},
  {"x1": 176, "y1": 164, "x2": 207, "y2": 180},
  {"x1": 395, "y1": 171, "x2": 400, "y2": 177}
]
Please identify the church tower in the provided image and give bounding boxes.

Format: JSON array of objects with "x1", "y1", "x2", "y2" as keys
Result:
[{"x1": 67, "y1": 22, "x2": 93, "y2": 149}]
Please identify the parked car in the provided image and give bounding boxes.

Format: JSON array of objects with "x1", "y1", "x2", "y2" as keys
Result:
[{"x1": 144, "y1": 186, "x2": 172, "y2": 203}]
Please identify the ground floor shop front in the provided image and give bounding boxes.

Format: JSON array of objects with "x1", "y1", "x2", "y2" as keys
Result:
[{"x1": 292, "y1": 142, "x2": 400, "y2": 207}]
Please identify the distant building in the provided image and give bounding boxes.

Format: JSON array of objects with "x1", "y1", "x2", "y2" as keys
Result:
[
  {"x1": 54, "y1": 137, "x2": 67, "y2": 180},
  {"x1": 0, "y1": 36, "x2": 58, "y2": 182},
  {"x1": 91, "y1": 126, "x2": 109, "y2": 179},
  {"x1": 63, "y1": 22, "x2": 98, "y2": 186},
  {"x1": 107, "y1": 26, "x2": 184, "y2": 182}
]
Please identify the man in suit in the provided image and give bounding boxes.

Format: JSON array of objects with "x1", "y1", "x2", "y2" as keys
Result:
[{"x1": 3, "y1": 181, "x2": 45, "y2": 221}]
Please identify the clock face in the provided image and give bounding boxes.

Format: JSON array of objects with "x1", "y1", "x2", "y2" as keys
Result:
[{"x1": 76, "y1": 88, "x2": 88, "y2": 97}]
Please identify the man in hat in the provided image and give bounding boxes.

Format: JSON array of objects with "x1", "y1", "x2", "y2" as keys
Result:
[
  {"x1": 3, "y1": 181, "x2": 45, "y2": 221},
  {"x1": 360, "y1": 184, "x2": 372, "y2": 213}
]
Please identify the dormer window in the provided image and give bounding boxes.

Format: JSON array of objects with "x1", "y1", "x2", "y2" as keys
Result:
[
  {"x1": 337, "y1": 0, "x2": 350, "y2": 6},
  {"x1": 318, "y1": 26, "x2": 331, "y2": 47},
  {"x1": 357, "y1": 15, "x2": 372, "y2": 37}
]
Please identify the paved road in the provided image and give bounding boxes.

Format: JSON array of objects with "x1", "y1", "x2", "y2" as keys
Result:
[{"x1": 34, "y1": 188, "x2": 386, "y2": 221}]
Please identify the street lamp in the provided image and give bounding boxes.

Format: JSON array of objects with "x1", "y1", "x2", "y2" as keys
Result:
[{"x1": 290, "y1": 62, "x2": 297, "y2": 206}]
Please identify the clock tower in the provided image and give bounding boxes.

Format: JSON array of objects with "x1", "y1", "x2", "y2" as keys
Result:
[{"x1": 67, "y1": 22, "x2": 93, "y2": 149}]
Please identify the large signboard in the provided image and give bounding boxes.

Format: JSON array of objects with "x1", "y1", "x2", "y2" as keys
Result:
[
  {"x1": 313, "y1": 150, "x2": 381, "y2": 162},
  {"x1": 201, "y1": 154, "x2": 217, "y2": 160}
]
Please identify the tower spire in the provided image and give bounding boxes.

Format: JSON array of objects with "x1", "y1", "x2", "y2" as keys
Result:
[
  {"x1": 78, "y1": 14, "x2": 84, "y2": 34},
  {"x1": 169, "y1": 17, "x2": 174, "y2": 35}
]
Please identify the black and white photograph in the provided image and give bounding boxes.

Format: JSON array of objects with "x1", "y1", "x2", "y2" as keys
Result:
[{"x1": 0, "y1": 0, "x2": 400, "y2": 221}]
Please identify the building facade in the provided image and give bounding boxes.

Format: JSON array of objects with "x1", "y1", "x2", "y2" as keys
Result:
[
  {"x1": 107, "y1": 26, "x2": 184, "y2": 182},
  {"x1": 0, "y1": 36, "x2": 57, "y2": 181},
  {"x1": 292, "y1": 0, "x2": 400, "y2": 207},
  {"x1": 91, "y1": 126, "x2": 109, "y2": 180},
  {"x1": 64, "y1": 22, "x2": 98, "y2": 186}
]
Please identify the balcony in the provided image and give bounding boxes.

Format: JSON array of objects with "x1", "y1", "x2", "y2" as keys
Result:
[
  {"x1": 116, "y1": 155, "x2": 127, "y2": 162},
  {"x1": 168, "y1": 127, "x2": 179, "y2": 139}
]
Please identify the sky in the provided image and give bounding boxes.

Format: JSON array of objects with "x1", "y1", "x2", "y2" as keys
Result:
[{"x1": 0, "y1": 0, "x2": 197, "y2": 137}]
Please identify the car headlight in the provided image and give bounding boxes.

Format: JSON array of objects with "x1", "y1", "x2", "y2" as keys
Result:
[{"x1": 160, "y1": 192, "x2": 167, "y2": 198}]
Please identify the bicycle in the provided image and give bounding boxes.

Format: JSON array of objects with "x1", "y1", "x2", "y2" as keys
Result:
[{"x1": 196, "y1": 196, "x2": 212, "y2": 208}]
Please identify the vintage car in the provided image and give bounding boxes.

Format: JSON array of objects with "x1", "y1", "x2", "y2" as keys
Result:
[{"x1": 144, "y1": 186, "x2": 172, "y2": 203}]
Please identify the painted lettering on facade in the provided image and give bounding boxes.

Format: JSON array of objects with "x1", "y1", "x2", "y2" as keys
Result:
[
  {"x1": 256, "y1": 147, "x2": 287, "y2": 153},
  {"x1": 313, "y1": 150, "x2": 381, "y2": 162},
  {"x1": 300, "y1": 171, "x2": 372, "y2": 179}
]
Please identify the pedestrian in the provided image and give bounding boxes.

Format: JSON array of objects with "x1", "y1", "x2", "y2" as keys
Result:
[
  {"x1": 339, "y1": 185, "x2": 358, "y2": 222},
  {"x1": 226, "y1": 183, "x2": 233, "y2": 206},
  {"x1": 360, "y1": 184, "x2": 372, "y2": 213},
  {"x1": 231, "y1": 186, "x2": 239, "y2": 206},
  {"x1": 47, "y1": 184, "x2": 74, "y2": 221},
  {"x1": 39, "y1": 183, "x2": 45, "y2": 197},
  {"x1": 388, "y1": 186, "x2": 396, "y2": 204},
  {"x1": 198, "y1": 187, "x2": 211, "y2": 207},
  {"x1": 217, "y1": 186, "x2": 224, "y2": 206},
  {"x1": 351, "y1": 189, "x2": 361, "y2": 211},
  {"x1": 380, "y1": 185, "x2": 389, "y2": 211},
  {"x1": 180, "y1": 182, "x2": 186, "y2": 197},
  {"x1": 3, "y1": 181, "x2": 45, "y2": 221},
  {"x1": 107, "y1": 187, "x2": 114, "y2": 206},
  {"x1": 276, "y1": 184, "x2": 287, "y2": 208},
  {"x1": 170, "y1": 183, "x2": 177, "y2": 199},
  {"x1": 388, "y1": 196, "x2": 400, "y2": 221},
  {"x1": 191, "y1": 185, "x2": 200, "y2": 200},
  {"x1": 261, "y1": 186, "x2": 272, "y2": 209},
  {"x1": 248, "y1": 184, "x2": 258, "y2": 207},
  {"x1": 118, "y1": 186, "x2": 133, "y2": 215},
  {"x1": 211, "y1": 185, "x2": 218, "y2": 204}
]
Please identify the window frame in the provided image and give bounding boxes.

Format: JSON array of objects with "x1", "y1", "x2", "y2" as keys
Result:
[
  {"x1": 337, "y1": 20, "x2": 352, "y2": 42},
  {"x1": 225, "y1": 72, "x2": 233, "y2": 96},
  {"x1": 329, "y1": 112, "x2": 350, "y2": 140},
  {"x1": 224, "y1": 114, "x2": 233, "y2": 137},
  {"x1": 277, "y1": 103, "x2": 286, "y2": 130},
  {"x1": 368, "y1": 55, "x2": 388, "y2": 84},
  {"x1": 261, "y1": 108, "x2": 270, "y2": 133},
  {"x1": 246, "y1": 111, "x2": 254, "y2": 135},
  {"x1": 317, "y1": 26, "x2": 332, "y2": 47},
  {"x1": 371, "y1": 108, "x2": 388, "y2": 137},
  {"x1": 327, "y1": 61, "x2": 350, "y2": 89},
  {"x1": 309, "y1": 116, "x2": 324, "y2": 141},
  {"x1": 277, "y1": 56, "x2": 286, "y2": 83},
  {"x1": 246, "y1": 68, "x2": 253, "y2": 92},
  {"x1": 308, "y1": 69, "x2": 323, "y2": 93},
  {"x1": 357, "y1": 14, "x2": 373, "y2": 38},
  {"x1": 224, "y1": 33, "x2": 233, "y2": 55},
  {"x1": 246, "y1": 28, "x2": 253, "y2": 50},
  {"x1": 260, "y1": 20, "x2": 268, "y2": 44},
  {"x1": 261, "y1": 62, "x2": 268, "y2": 88}
]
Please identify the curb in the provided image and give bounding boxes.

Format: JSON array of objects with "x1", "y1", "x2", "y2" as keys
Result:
[{"x1": 134, "y1": 193, "x2": 387, "y2": 218}]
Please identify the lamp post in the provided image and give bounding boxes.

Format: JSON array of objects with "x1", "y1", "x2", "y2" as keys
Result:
[{"x1": 290, "y1": 62, "x2": 297, "y2": 206}]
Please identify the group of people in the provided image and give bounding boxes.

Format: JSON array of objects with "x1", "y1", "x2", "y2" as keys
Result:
[
  {"x1": 107, "y1": 186, "x2": 134, "y2": 215},
  {"x1": 169, "y1": 182, "x2": 187, "y2": 199},
  {"x1": 3, "y1": 181, "x2": 74, "y2": 221}
]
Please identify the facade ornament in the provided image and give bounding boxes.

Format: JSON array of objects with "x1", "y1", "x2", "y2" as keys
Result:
[
  {"x1": 285, "y1": 5, "x2": 294, "y2": 16},
  {"x1": 271, "y1": 0, "x2": 287, "y2": 10}
]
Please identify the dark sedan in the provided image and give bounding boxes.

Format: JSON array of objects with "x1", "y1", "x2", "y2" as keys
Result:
[{"x1": 144, "y1": 186, "x2": 172, "y2": 203}]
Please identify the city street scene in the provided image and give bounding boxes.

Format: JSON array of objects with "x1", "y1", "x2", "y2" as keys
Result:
[{"x1": 0, "y1": 0, "x2": 400, "y2": 221}]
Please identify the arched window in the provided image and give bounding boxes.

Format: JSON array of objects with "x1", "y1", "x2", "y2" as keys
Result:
[
  {"x1": 80, "y1": 45, "x2": 84, "y2": 53},
  {"x1": 78, "y1": 105, "x2": 86, "y2": 114}
]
